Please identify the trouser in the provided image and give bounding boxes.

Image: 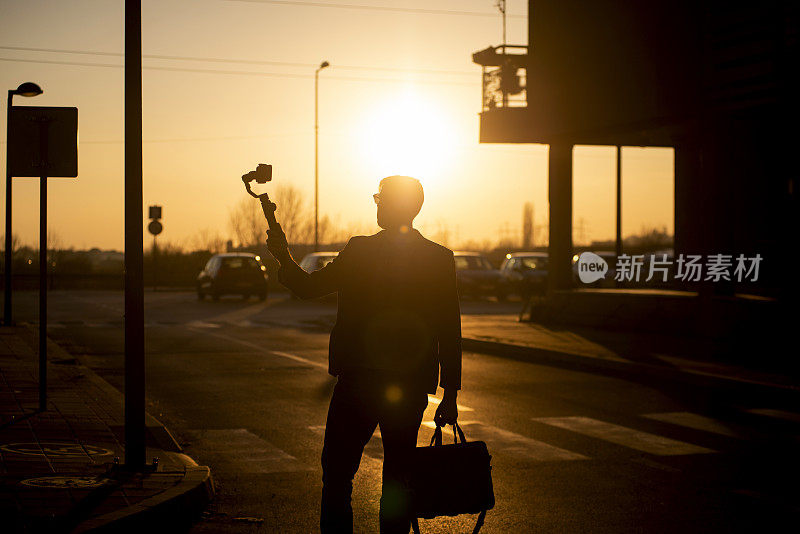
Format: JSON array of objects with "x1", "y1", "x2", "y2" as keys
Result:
[{"x1": 320, "y1": 371, "x2": 429, "y2": 534}]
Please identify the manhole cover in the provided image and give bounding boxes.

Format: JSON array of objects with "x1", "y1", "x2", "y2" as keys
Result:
[
  {"x1": 20, "y1": 476, "x2": 108, "y2": 489},
  {"x1": 0, "y1": 442, "x2": 113, "y2": 458}
]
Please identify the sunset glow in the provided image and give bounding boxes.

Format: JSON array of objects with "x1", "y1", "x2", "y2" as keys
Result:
[{"x1": 358, "y1": 91, "x2": 458, "y2": 184}]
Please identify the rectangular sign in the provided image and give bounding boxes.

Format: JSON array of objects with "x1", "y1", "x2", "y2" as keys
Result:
[{"x1": 8, "y1": 106, "x2": 78, "y2": 177}]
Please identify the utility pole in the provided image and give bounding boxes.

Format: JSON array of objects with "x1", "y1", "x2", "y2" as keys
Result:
[
  {"x1": 523, "y1": 202, "x2": 533, "y2": 249},
  {"x1": 314, "y1": 60, "x2": 329, "y2": 252},
  {"x1": 124, "y1": 0, "x2": 145, "y2": 470}
]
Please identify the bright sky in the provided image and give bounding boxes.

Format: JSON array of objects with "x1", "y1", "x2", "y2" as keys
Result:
[{"x1": 0, "y1": 0, "x2": 673, "y2": 250}]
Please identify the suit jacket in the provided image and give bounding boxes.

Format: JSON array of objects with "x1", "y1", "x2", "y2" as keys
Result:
[{"x1": 278, "y1": 229, "x2": 462, "y2": 394}]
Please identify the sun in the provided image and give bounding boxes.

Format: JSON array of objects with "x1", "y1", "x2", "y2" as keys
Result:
[{"x1": 357, "y1": 91, "x2": 457, "y2": 184}]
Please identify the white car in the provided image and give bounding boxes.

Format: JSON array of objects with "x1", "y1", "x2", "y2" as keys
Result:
[{"x1": 298, "y1": 252, "x2": 339, "y2": 273}]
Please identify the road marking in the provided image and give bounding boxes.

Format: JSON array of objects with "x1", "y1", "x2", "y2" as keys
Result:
[
  {"x1": 426, "y1": 394, "x2": 474, "y2": 412},
  {"x1": 642, "y1": 412, "x2": 740, "y2": 438},
  {"x1": 195, "y1": 429, "x2": 309, "y2": 474},
  {"x1": 746, "y1": 409, "x2": 800, "y2": 424},
  {"x1": 420, "y1": 420, "x2": 480, "y2": 443},
  {"x1": 307, "y1": 425, "x2": 385, "y2": 463},
  {"x1": 270, "y1": 350, "x2": 328, "y2": 370},
  {"x1": 630, "y1": 456, "x2": 682, "y2": 473},
  {"x1": 533, "y1": 416, "x2": 715, "y2": 456},
  {"x1": 186, "y1": 320, "x2": 221, "y2": 328},
  {"x1": 207, "y1": 302, "x2": 271, "y2": 324},
  {"x1": 420, "y1": 421, "x2": 587, "y2": 462},
  {"x1": 187, "y1": 328, "x2": 327, "y2": 370}
]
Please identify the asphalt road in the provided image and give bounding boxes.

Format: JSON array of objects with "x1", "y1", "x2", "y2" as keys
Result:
[{"x1": 9, "y1": 290, "x2": 800, "y2": 533}]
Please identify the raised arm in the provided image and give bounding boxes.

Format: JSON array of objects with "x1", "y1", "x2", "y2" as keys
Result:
[{"x1": 267, "y1": 228, "x2": 350, "y2": 299}]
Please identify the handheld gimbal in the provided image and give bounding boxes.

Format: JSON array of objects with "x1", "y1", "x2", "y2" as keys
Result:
[{"x1": 242, "y1": 163, "x2": 283, "y2": 235}]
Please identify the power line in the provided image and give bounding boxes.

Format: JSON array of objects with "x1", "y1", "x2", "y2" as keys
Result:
[
  {"x1": 78, "y1": 132, "x2": 309, "y2": 144},
  {"x1": 224, "y1": 0, "x2": 526, "y2": 18},
  {"x1": 0, "y1": 56, "x2": 476, "y2": 87},
  {"x1": 0, "y1": 45, "x2": 475, "y2": 76}
]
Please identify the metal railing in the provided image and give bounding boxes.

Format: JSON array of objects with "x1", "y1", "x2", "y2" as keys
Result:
[{"x1": 473, "y1": 45, "x2": 528, "y2": 112}]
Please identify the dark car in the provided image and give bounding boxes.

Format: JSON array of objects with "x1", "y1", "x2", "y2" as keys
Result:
[
  {"x1": 197, "y1": 253, "x2": 268, "y2": 301},
  {"x1": 453, "y1": 251, "x2": 504, "y2": 300},
  {"x1": 499, "y1": 252, "x2": 549, "y2": 298}
]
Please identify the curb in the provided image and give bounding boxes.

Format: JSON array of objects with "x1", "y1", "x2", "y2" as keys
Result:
[
  {"x1": 461, "y1": 336, "x2": 800, "y2": 403},
  {"x1": 17, "y1": 324, "x2": 215, "y2": 532},
  {"x1": 72, "y1": 454, "x2": 214, "y2": 533}
]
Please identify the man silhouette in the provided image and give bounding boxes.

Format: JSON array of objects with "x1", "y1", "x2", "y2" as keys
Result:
[{"x1": 266, "y1": 175, "x2": 461, "y2": 533}]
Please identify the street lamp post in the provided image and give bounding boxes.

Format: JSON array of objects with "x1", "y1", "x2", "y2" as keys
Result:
[
  {"x1": 4, "y1": 82, "x2": 43, "y2": 326},
  {"x1": 314, "y1": 60, "x2": 329, "y2": 252}
]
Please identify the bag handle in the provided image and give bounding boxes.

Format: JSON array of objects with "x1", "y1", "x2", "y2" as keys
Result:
[{"x1": 429, "y1": 422, "x2": 468, "y2": 447}]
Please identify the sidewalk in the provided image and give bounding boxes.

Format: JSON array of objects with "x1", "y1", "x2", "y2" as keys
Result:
[
  {"x1": 0, "y1": 325, "x2": 213, "y2": 533},
  {"x1": 460, "y1": 314, "x2": 799, "y2": 396}
]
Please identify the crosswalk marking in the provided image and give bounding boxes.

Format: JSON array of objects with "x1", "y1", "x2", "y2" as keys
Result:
[
  {"x1": 426, "y1": 395, "x2": 474, "y2": 412},
  {"x1": 307, "y1": 425, "x2": 385, "y2": 462},
  {"x1": 421, "y1": 421, "x2": 588, "y2": 462},
  {"x1": 642, "y1": 412, "x2": 740, "y2": 438},
  {"x1": 421, "y1": 420, "x2": 480, "y2": 437},
  {"x1": 188, "y1": 328, "x2": 328, "y2": 370},
  {"x1": 311, "y1": 420, "x2": 586, "y2": 463},
  {"x1": 186, "y1": 320, "x2": 221, "y2": 328},
  {"x1": 533, "y1": 416, "x2": 715, "y2": 456},
  {"x1": 195, "y1": 428, "x2": 310, "y2": 473},
  {"x1": 746, "y1": 409, "x2": 800, "y2": 424}
]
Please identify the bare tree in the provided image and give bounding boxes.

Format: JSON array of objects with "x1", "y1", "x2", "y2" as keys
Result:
[
  {"x1": 272, "y1": 184, "x2": 313, "y2": 244},
  {"x1": 228, "y1": 197, "x2": 265, "y2": 248},
  {"x1": 428, "y1": 220, "x2": 451, "y2": 248},
  {"x1": 187, "y1": 228, "x2": 227, "y2": 253},
  {"x1": 228, "y1": 185, "x2": 363, "y2": 250},
  {"x1": 229, "y1": 185, "x2": 324, "y2": 247},
  {"x1": 0, "y1": 233, "x2": 22, "y2": 255},
  {"x1": 46, "y1": 230, "x2": 64, "y2": 269}
]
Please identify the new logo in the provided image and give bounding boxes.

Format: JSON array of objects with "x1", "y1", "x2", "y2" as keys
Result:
[{"x1": 577, "y1": 252, "x2": 609, "y2": 283}]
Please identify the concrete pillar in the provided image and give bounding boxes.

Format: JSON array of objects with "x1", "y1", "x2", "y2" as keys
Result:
[{"x1": 548, "y1": 143, "x2": 573, "y2": 293}]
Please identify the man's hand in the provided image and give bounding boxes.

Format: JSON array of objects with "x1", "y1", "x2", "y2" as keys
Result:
[
  {"x1": 434, "y1": 389, "x2": 458, "y2": 427},
  {"x1": 266, "y1": 227, "x2": 291, "y2": 264}
]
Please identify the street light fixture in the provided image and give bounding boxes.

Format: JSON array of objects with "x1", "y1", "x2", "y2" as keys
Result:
[
  {"x1": 4, "y1": 81, "x2": 43, "y2": 326},
  {"x1": 15, "y1": 82, "x2": 43, "y2": 98},
  {"x1": 314, "y1": 60, "x2": 329, "y2": 252}
]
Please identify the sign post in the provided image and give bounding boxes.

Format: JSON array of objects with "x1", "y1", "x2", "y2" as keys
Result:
[
  {"x1": 8, "y1": 105, "x2": 78, "y2": 411},
  {"x1": 148, "y1": 206, "x2": 162, "y2": 291}
]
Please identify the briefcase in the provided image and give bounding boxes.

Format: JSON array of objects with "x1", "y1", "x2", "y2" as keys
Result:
[{"x1": 405, "y1": 423, "x2": 494, "y2": 534}]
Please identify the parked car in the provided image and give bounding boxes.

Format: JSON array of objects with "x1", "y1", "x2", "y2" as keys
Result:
[
  {"x1": 499, "y1": 252, "x2": 549, "y2": 298},
  {"x1": 298, "y1": 252, "x2": 339, "y2": 273},
  {"x1": 453, "y1": 251, "x2": 504, "y2": 300},
  {"x1": 197, "y1": 253, "x2": 268, "y2": 301},
  {"x1": 292, "y1": 252, "x2": 340, "y2": 300}
]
